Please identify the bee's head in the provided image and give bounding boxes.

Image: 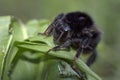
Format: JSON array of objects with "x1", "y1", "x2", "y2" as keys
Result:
[{"x1": 64, "y1": 12, "x2": 93, "y2": 30}]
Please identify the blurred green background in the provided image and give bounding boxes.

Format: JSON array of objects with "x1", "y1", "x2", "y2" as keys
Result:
[{"x1": 0, "y1": 0, "x2": 120, "y2": 80}]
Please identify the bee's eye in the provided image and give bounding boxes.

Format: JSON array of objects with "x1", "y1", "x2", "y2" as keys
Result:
[{"x1": 63, "y1": 25, "x2": 71, "y2": 31}]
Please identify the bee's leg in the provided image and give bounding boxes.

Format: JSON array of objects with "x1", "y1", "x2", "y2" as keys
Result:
[
  {"x1": 82, "y1": 37, "x2": 90, "y2": 48},
  {"x1": 44, "y1": 13, "x2": 64, "y2": 36},
  {"x1": 37, "y1": 23, "x2": 54, "y2": 36},
  {"x1": 37, "y1": 22, "x2": 55, "y2": 36},
  {"x1": 38, "y1": 19, "x2": 55, "y2": 36},
  {"x1": 47, "y1": 40, "x2": 71, "y2": 53},
  {"x1": 70, "y1": 65, "x2": 87, "y2": 79},
  {"x1": 74, "y1": 38, "x2": 89, "y2": 60},
  {"x1": 86, "y1": 49, "x2": 97, "y2": 66},
  {"x1": 74, "y1": 47, "x2": 83, "y2": 60}
]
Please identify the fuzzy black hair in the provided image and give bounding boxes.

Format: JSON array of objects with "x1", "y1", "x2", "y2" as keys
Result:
[{"x1": 64, "y1": 12, "x2": 93, "y2": 30}]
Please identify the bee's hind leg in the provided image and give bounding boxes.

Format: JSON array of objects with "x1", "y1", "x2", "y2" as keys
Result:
[{"x1": 86, "y1": 49, "x2": 97, "y2": 66}]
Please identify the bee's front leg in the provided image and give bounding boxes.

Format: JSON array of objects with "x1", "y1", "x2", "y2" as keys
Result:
[{"x1": 47, "y1": 39, "x2": 71, "y2": 53}]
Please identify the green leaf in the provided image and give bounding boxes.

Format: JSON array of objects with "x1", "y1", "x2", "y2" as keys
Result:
[
  {"x1": 15, "y1": 35, "x2": 102, "y2": 80},
  {"x1": 1, "y1": 17, "x2": 28, "y2": 80},
  {"x1": 0, "y1": 16, "x2": 12, "y2": 76}
]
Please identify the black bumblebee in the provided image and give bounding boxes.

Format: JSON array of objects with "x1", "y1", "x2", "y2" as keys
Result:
[{"x1": 43, "y1": 11, "x2": 101, "y2": 66}]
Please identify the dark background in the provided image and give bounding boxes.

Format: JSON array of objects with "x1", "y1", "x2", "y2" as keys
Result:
[{"x1": 0, "y1": 0, "x2": 120, "y2": 80}]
